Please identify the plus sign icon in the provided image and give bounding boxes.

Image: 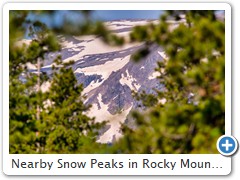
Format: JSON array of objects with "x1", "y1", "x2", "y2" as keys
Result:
[{"x1": 217, "y1": 135, "x2": 238, "y2": 156}]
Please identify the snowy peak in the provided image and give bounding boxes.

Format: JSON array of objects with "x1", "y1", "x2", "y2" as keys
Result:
[{"x1": 42, "y1": 20, "x2": 167, "y2": 143}]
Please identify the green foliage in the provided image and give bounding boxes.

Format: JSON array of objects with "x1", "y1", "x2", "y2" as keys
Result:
[
  {"x1": 38, "y1": 62, "x2": 104, "y2": 153},
  {"x1": 9, "y1": 10, "x2": 225, "y2": 154},
  {"x1": 9, "y1": 11, "x2": 104, "y2": 154},
  {"x1": 110, "y1": 11, "x2": 225, "y2": 154}
]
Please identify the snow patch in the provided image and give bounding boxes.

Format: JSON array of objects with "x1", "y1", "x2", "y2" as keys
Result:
[
  {"x1": 75, "y1": 55, "x2": 131, "y2": 84},
  {"x1": 71, "y1": 47, "x2": 83, "y2": 51},
  {"x1": 65, "y1": 36, "x2": 139, "y2": 63},
  {"x1": 15, "y1": 39, "x2": 32, "y2": 47},
  {"x1": 148, "y1": 71, "x2": 160, "y2": 80},
  {"x1": 159, "y1": 98, "x2": 167, "y2": 105},
  {"x1": 61, "y1": 40, "x2": 81, "y2": 50},
  {"x1": 105, "y1": 20, "x2": 159, "y2": 31},
  {"x1": 201, "y1": 57, "x2": 208, "y2": 63},
  {"x1": 158, "y1": 51, "x2": 169, "y2": 60},
  {"x1": 87, "y1": 94, "x2": 132, "y2": 143},
  {"x1": 26, "y1": 62, "x2": 37, "y2": 70},
  {"x1": 73, "y1": 35, "x2": 95, "y2": 41},
  {"x1": 82, "y1": 79, "x2": 103, "y2": 94},
  {"x1": 41, "y1": 81, "x2": 51, "y2": 93},
  {"x1": 119, "y1": 70, "x2": 141, "y2": 91}
]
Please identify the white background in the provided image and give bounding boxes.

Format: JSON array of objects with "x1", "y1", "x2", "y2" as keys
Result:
[{"x1": 1, "y1": 0, "x2": 239, "y2": 179}]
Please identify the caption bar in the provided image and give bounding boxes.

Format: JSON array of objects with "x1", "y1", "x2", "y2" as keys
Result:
[{"x1": 5, "y1": 154, "x2": 231, "y2": 175}]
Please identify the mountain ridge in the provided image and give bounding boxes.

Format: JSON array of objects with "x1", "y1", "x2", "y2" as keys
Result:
[{"x1": 28, "y1": 20, "x2": 167, "y2": 143}]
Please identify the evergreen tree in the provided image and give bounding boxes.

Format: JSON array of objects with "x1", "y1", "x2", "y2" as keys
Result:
[
  {"x1": 9, "y1": 11, "x2": 58, "y2": 153},
  {"x1": 110, "y1": 11, "x2": 225, "y2": 153},
  {"x1": 38, "y1": 61, "x2": 104, "y2": 153},
  {"x1": 9, "y1": 10, "x2": 104, "y2": 153},
  {"x1": 9, "y1": 10, "x2": 225, "y2": 154}
]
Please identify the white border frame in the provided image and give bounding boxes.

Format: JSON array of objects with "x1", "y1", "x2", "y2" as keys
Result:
[{"x1": 2, "y1": 2, "x2": 232, "y2": 176}]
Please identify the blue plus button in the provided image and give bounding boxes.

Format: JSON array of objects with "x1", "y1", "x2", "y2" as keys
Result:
[{"x1": 217, "y1": 135, "x2": 238, "y2": 156}]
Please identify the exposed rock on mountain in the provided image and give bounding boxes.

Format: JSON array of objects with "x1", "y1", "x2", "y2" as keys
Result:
[{"x1": 38, "y1": 20, "x2": 167, "y2": 143}]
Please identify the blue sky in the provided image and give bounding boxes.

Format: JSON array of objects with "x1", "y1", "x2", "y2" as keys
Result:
[
  {"x1": 28, "y1": 10, "x2": 164, "y2": 27},
  {"x1": 92, "y1": 10, "x2": 163, "y2": 21}
]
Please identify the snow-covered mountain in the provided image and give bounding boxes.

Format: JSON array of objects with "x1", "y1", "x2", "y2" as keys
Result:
[{"x1": 41, "y1": 20, "x2": 168, "y2": 143}]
